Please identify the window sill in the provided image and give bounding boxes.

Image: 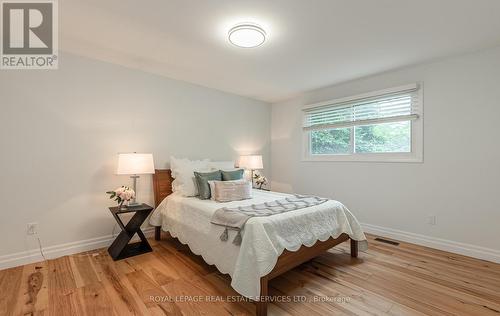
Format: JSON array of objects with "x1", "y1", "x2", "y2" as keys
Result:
[{"x1": 302, "y1": 153, "x2": 423, "y2": 163}]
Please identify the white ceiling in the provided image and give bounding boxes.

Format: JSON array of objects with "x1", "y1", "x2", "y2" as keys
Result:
[{"x1": 61, "y1": 0, "x2": 500, "y2": 103}]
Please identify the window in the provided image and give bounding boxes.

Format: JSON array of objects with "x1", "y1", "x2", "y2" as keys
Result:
[{"x1": 303, "y1": 84, "x2": 423, "y2": 162}]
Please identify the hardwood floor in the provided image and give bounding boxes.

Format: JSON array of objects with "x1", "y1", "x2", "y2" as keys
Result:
[{"x1": 1, "y1": 234, "x2": 499, "y2": 316}]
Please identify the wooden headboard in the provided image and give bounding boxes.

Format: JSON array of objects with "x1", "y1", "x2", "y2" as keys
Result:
[{"x1": 152, "y1": 169, "x2": 174, "y2": 207}]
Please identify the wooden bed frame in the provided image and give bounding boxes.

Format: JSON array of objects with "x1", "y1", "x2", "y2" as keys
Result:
[{"x1": 152, "y1": 169, "x2": 358, "y2": 316}]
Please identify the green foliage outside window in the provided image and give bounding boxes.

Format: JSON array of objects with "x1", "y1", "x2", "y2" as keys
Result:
[
  {"x1": 311, "y1": 128, "x2": 351, "y2": 154},
  {"x1": 311, "y1": 121, "x2": 410, "y2": 154}
]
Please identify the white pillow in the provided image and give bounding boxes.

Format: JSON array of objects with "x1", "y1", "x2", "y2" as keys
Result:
[
  {"x1": 209, "y1": 179, "x2": 249, "y2": 200},
  {"x1": 208, "y1": 179, "x2": 252, "y2": 202},
  {"x1": 208, "y1": 180, "x2": 217, "y2": 201},
  {"x1": 208, "y1": 179, "x2": 246, "y2": 200},
  {"x1": 170, "y1": 156, "x2": 210, "y2": 196},
  {"x1": 208, "y1": 160, "x2": 236, "y2": 171}
]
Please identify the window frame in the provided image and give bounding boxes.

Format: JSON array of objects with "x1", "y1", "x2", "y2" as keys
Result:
[{"x1": 302, "y1": 84, "x2": 423, "y2": 163}]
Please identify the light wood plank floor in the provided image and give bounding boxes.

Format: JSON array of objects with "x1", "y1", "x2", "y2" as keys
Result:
[{"x1": 1, "y1": 234, "x2": 499, "y2": 316}]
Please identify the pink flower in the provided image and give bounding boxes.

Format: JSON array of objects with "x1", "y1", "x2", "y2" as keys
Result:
[{"x1": 114, "y1": 186, "x2": 135, "y2": 201}]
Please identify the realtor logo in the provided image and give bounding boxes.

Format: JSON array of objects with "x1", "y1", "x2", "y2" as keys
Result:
[{"x1": 1, "y1": 0, "x2": 58, "y2": 69}]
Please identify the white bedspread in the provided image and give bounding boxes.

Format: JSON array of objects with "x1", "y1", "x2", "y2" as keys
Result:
[{"x1": 150, "y1": 190, "x2": 367, "y2": 299}]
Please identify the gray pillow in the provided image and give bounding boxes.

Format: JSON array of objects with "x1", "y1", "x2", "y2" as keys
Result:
[
  {"x1": 194, "y1": 170, "x2": 222, "y2": 199},
  {"x1": 221, "y1": 169, "x2": 244, "y2": 181}
]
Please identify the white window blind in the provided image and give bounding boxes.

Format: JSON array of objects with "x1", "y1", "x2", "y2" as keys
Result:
[{"x1": 303, "y1": 84, "x2": 420, "y2": 131}]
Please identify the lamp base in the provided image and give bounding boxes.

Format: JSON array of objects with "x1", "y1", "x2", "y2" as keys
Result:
[{"x1": 130, "y1": 175, "x2": 140, "y2": 207}]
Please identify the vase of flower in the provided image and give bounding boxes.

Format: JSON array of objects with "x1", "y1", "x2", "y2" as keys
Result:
[
  {"x1": 106, "y1": 186, "x2": 136, "y2": 210},
  {"x1": 253, "y1": 174, "x2": 268, "y2": 189},
  {"x1": 119, "y1": 200, "x2": 127, "y2": 210}
]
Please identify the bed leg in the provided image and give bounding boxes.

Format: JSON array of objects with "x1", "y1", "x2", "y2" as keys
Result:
[
  {"x1": 350, "y1": 239, "x2": 358, "y2": 258},
  {"x1": 256, "y1": 277, "x2": 268, "y2": 316},
  {"x1": 154, "y1": 226, "x2": 161, "y2": 241}
]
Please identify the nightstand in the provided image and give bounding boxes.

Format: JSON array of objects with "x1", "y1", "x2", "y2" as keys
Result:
[{"x1": 108, "y1": 203, "x2": 154, "y2": 261}]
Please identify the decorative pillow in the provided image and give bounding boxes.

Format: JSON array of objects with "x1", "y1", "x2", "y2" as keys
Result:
[
  {"x1": 208, "y1": 181, "x2": 217, "y2": 201},
  {"x1": 208, "y1": 161, "x2": 235, "y2": 171},
  {"x1": 221, "y1": 169, "x2": 244, "y2": 181},
  {"x1": 209, "y1": 180, "x2": 252, "y2": 202},
  {"x1": 170, "y1": 156, "x2": 210, "y2": 196},
  {"x1": 194, "y1": 170, "x2": 222, "y2": 200}
]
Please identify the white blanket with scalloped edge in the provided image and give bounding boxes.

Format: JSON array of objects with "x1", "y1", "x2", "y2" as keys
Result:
[{"x1": 150, "y1": 190, "x2": 367, "y2": 299}]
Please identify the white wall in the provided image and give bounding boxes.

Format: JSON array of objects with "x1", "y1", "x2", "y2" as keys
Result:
[
  {"x1": 0, "y1": 53, "x2": 270, "y2": 263},
  {"x1": 271, "y1": 47, "x2": 500, "y2": 258},
  {"x1": 2, "y1": 46, "x2": 500, "y2": 267}
]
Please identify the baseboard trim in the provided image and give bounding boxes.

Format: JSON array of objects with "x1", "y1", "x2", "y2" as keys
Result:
[
  {"x1": 3, "y1": 224, "x2": 499, "y2": 269},
  {"x1": 0, "y1": 227, "x2": 155, "y2": 270},
  {"x1": 362, "y1": 223, "x2": 500, "y2": 264}
]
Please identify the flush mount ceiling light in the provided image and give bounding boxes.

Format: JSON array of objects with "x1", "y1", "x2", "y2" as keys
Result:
[{"x1": 228, "y1": 23, "x2": 266, "y2": 48}]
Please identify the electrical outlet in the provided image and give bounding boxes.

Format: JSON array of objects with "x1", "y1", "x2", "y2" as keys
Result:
[
  {"x1": 27, "y1": 222, "x2": 38, "y2": 235},
  {"x1": 427, "y1": 215, "x2": 437, "y2": 226}
]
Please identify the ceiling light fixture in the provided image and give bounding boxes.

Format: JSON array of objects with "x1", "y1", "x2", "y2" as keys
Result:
[{"x1": 228, "y1": 23, "x2": 266, "y2": 48}]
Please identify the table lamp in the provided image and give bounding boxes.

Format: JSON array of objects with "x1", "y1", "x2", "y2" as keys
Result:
[
  {"x1": 116, "y1": 153, "x2": 155, "y2": 206},
  {"x1": 238, "y1": 155, "x2": 263, "y2": 188}
]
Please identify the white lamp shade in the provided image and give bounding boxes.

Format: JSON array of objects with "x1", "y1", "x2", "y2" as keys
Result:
[
  {"x1": 116, "y1": 153, "x2": 155, "y2": 175},
  {"x1": 238, "y1": 155, "x2": 263, "y2": 170}
]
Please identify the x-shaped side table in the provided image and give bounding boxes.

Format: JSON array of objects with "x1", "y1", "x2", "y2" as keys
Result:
[{"x1": 107, "y1": 203, "x2": 154, "y2": 261}]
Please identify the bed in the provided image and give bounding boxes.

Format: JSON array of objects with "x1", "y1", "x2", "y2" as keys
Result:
[{"x1": 150, "y1": 169, "x2": 367, "y2": 316}]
